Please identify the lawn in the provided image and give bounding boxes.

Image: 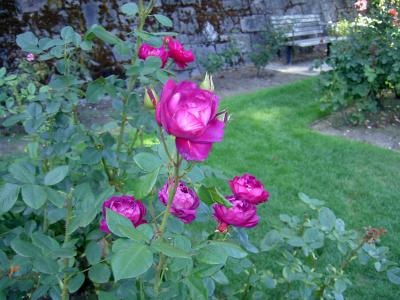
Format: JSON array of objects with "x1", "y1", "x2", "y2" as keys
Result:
[{"x1": 208, "y1": 78, "x2": 400, "y2": 299}]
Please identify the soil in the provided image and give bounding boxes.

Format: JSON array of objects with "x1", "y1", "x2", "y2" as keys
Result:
[{"x1": 311, "y1": 114, "x2": 400, "y2": 151}]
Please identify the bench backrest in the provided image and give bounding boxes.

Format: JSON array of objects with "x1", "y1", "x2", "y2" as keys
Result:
[{"x1": 271, "y1": 14, "x2": 324, "y2": 39}]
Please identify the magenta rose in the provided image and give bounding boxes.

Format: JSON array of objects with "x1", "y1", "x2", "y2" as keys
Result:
[
  {"x1": 167, "y1": 39, "x2": 195, "y2": 69},
  {"x1": 159, "y1": 181, "x2": 200, "y2": 223},
  {"x1": 100, "y1": 195, "x2": 147, "y2": 233},
  {"x1": 138, "y1": 44, "x2": 169, "y2": 68},
  {"x1": 155, "y1": 79, "x2": 225, "y2": 161},
  {"x1": 213, "y1": 195, "x2": 259, "y2": 233},
  {"x1": 229, "y1": 173, "x2": 269, "y2": 205}
]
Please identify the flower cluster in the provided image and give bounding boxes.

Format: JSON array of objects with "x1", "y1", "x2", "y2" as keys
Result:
[
  {"x1": 213, "y1": 174, "x2": 269, "y2": 233},
  {"x1": 138, "y1": 37, "x2": 195, "y2": 69},
  {"x1": 388, "y1": 8, "x2": 399, "y2": 26},
  {"x1": 100, "y1": 174, "x2": 269, "y2": 233}
]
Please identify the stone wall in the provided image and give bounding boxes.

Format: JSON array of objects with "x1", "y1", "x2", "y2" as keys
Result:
[
  {"x1": 1, "y1": 0, "x2": 353, "y2": 72},
  {"x1": 152, "y1": 0, "x2": 351, "y2": 74}
]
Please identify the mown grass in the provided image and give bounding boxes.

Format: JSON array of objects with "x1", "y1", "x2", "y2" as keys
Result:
[{"x1": 207, "y1": 78, "x2": 400, "y2": 299}]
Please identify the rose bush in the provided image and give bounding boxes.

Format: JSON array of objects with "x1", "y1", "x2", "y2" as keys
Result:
[
  {"x1": 319, "y1": 0, "x2": 400, "y2": 124},
  {"x1": 0, "y1": 1, "x2": 399, "y2": 300}
]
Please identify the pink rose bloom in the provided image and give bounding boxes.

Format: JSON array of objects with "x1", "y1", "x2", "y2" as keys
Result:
[
  {"x1": 389, "y1": 8, "x2": 398, "y2": 17},
  {"x1": 100, "y1": 195, "x2": 147, "y2": 233},
  {"x1": 354, "y1": 0, "x2": 367, "y2": 12},
  {"x1": 26, "y1": 53, "x2": 35, "y2": 62},
  {"x1": 213, "y1": 195, "x2": 259, "y2": 233},
  {"x1": 138, "y1": 44, "x2": 169, "y2": 68},
  {"x1": 159, "y1": 181, "x2": 200, "y2": 223},
  {"x1": 156, "y1": 79, "x2": 225, "y2": 161},
  {"x1": 167, "y1": 39, "x2": 195, "y2": 69},
  {"x1": 229, "y1": 173, "x2": 269, "y2": 205}
]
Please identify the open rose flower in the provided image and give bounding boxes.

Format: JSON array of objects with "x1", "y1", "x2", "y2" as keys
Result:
[
  {"x1": 159, "y1": 181, "x2": 200, "y2": 223},
  {"x1": 354, "y1": 0, "x2": 367, "y2": 12},
  {"x1": 167, "y1": 38, "x2": 195, "y2": 69},
  {"x1": 229, "y1": 173, "x2": 269, "y2": 205},
  {"x1": 138, "y1": 44, "x2": 169, "y2": 68},
  {"x1": 213, "y1": 195, "x2": 259, "y2": 233},
  {"x1": 389, "y1": 8, "x2": 398, "y2": 17},
  {"x1": 100, "y1": 195, "x2": 147, "y2": 233},
  {"x1": 156, "y1": 79, "x2": 225, "y2": 161}
]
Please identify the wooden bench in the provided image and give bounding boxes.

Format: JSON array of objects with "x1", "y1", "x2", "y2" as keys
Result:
[{"x1": 271, "y1": 14, "x2": 342, "y2": 64}]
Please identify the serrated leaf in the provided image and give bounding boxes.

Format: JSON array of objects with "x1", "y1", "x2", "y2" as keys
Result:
[
  {"x1": 9, "y1": 162, "x2": 36, "y2": 184},
  {"x1": 85, "y1": 241, "x2": 102, "y2": 265},
  {"x1": 154, "y1": 14, "x2": 173, "y2": 27},
  {"x1": 68, "y1": 273, "x2": 85, "y2": 293},
  {"x1": 89, "y1": 263, "x2": 111, "y2": 283},
  {"x1": 134, "y1": 152, "x2": 162, "y2": 172},
  {"x1": 196, "y1": 185, "x2": 232, "y2": 208},
  {"x1": 319, "y1": 207, "x2": 336, "y2": 231},
  {"x1": 0, "y1": 183, "x2": 20, "y2": 214},
  {"x1": 121, "y1": 2, "x2": 138, "y2": 16},
  {"x1": 111, "y1": 242, "x2": 153, "y2": 281},
  {"x1": 21, "y1": 184, "x2": 47, "y2": 209},
  {"x1": 44, "y1": 165, "x2": 69, "y2": 186},
  {"x1": 151, "y1": 238, "x2": 191, "y2": 258}
]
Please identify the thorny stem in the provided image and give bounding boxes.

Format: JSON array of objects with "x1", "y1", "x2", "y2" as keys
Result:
[
  {"x1": 61, "y1": 193, "x2": 73, "y2": 300},
  {"x1": 127, "y1": 129, "x2": 140, "y2": 156},
  {"x1": 158, "y1": 126, "x2": 173, "y2": 162},
  {"x1": 116, "y1": 0, "x2": 150, "y2": 157},
  {"x1": 154, "y1": 151, "x2": 181, "y2": 294}
]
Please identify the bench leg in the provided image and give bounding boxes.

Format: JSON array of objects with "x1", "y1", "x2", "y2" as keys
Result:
[
  {"x1": 286, "y1": 46, "x2": 293, "y2": 64},
  {"x1": 327, "y1": 43, "x2": 331, "y2": 57}
]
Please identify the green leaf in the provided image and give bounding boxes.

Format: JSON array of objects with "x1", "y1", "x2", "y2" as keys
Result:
[
  {"x1": 298, "y1": 193, "x2": 325, "y2": 209},
  {"x1": 86, "y1": 77, "x2": 106, "y2": 103},
  {"x1": 106, "y1": 209, "x2": 135, "y2": 237},
  {"x1": 16, "y1": 31, "x2": 39, "y2": 51},
  {"x1": 183, "y1": 276, "x2": 208, "y2": 300},
  {"x1": 89, "y1": 263, "x2": 111, "y2": 283},
  {"x1": 134, "y1": 152, "x2": 162, "y2": 172},
  {"x1": 196, "y1": 185, "x2": 233, "y2": 208},
  {"x1": 106, "y1": 209, "x2": 152, "y2": 242},
  {"x1": 197, "y1": 241, "x2": 247, "y2": 265},
  {"x1": 31, "y1": 232, "x2": 59, "y2": 251},
  {"x1": 130, "y1": 167, "x2": 160, "y2": 198},
  {"x1": 87, "y1": 24, "x2": 122, "y2": 45},
  {"x1": 211, "y1": 270, "x2": 229, "y2": 285},
  {"x1": 260, "y1": 230, "x2": 283, "y2": 251},
  {"x1": 387, "y1": 267, "x2": 400, "y2": 285},
  {"x1": 121, "y1": 2, "x2": 138, "y2": 16},
  {"x1": 0, "y1": 183, "x2": 20, "y2": 214},
  {"x1": 319, "y1": 207, "x2": 336, "y2": 231},
  {"x1": 111, "y1": 242, "x2": 153, "y2": 281},
  {"x1": 68, "y1": 273, "x2": 85, "y2": 293},
  {"x1": 44, "y1": 165, "x2": 69, "y2": 186},
  {"x1": 154, "y1": 14, "x2": 173, "y2": 27},
  {"x1": 33, "y1": 256, "x2": 59, "y2": 274},
  {"x1": 21, "y1": 184, "x2": 47, "y2": 209},
  {"x1": 46, "y1": 188, "x2": 66, "y2": 208},
  {"x1": 9, "y1": 162, "x2": 36, "y2": 184},
  {"x1": 10, "y1": 239, "x2": 41, "y2": 257},
  {"x1": 151, "y1": 238, "x2": 191, "y2": 258},
  {"x1": 287, "y1": 237, "x2": 306, "y2": 247},
  {"x1": 85, "y1": 241, "x2": 102, "y2": 265}
]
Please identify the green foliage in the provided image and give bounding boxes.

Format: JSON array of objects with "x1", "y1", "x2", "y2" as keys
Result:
[
  {"x1": 250, "y1": 26, "x2": 284, "y2": 76},
  {"x1": 319, "y1": 1, "x2": 400, "y2": 124},
  {"x1": 199, "y1": 41, "x2": 243, "y2": 74}
]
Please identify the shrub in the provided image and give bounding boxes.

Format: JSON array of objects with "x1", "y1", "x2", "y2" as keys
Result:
[
  {"x1": 319, "y1": 0, "x2": 400, "y2": 124},
  {"x1": 249, "y1": 26, "x2": 284, "y2": 77},
  {"x1": 0, "y1": 1, "x2": 398, "y2": 299}
]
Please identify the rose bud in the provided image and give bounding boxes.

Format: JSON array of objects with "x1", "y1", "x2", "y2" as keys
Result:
[
  {"x1": 138, "y1": 44, "x2": 169, "y2": 68},
  {"x1": 167, "y1": 39, "x2": 195, "y2": 69},
  {"x1": 26, "y1": 53, "x2": 35, "y2": 62},
  {"x1": 213, "y1": 195, "x2": 259, "y2": 233},
  {"x1": 144, "y1": 88, "x2": 159, "y2": 110},
  {"x1": 229, "y1": 173, "x2": 269, "y2": 205},
  {"x1": 163, "y1": 36, "x2": 174, "y2": 45},
  {"x1": 155, "y1": 79, "x2": 225, "y2": 161},
  {"x1": 100, "y1": 195, "x2": 147, "y2": 234},
  {"x1": 199, "y1": 72, "x2": 214, "y2": 92},
  {"x1": 159, "y1": 181, "x2": 200, "y2": 223}
]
